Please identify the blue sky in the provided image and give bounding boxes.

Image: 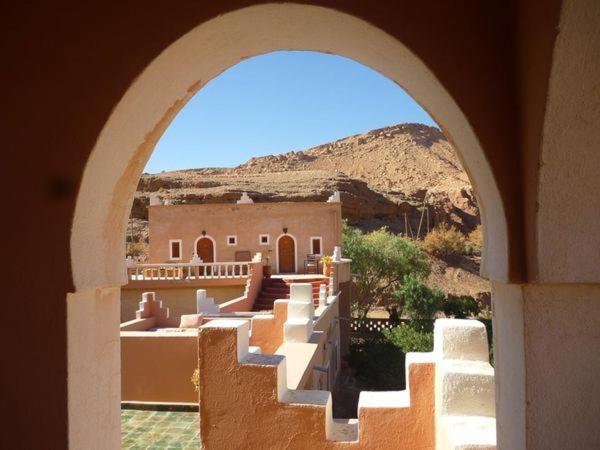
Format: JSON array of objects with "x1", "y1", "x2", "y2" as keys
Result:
[{"x1": 145, "y1": 51, "x2": 437, "y2": 174}]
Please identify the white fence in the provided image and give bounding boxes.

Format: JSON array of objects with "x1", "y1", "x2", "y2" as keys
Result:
[{"x1": 127, "y1": 261, "x2": 253, "y2": 281}]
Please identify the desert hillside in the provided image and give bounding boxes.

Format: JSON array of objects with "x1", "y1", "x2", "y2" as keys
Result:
[
  {"x1": 132, "y1": 123, "x2": 480, "y2": 235},
  {"x1": 129, "y1": 123, "x2": 489, "y2": 299}
]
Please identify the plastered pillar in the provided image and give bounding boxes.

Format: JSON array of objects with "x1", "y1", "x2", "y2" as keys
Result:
[
  {"x1": 67, "y1": 287, "x2": 121, "y2": 450},
  {"x1": 284, "y1": 283, "x2": 315, "y2": 342},
  {"x1": 491, "y1": 281, "x2": 525, "y2": 450}
]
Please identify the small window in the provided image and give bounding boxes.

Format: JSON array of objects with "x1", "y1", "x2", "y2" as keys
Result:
[
  {"x1": 310, "y1": 237, "x2": 322, "y2": 256},
  {"x1": 259, "y1": 234, "x2": 270, "y2": 245},
  {"x1": 169, "y1": 239, "x2": 182, "y2": 260},
  {"x1": 227, "y1": 235, "x2": 238, "y2": 246}
]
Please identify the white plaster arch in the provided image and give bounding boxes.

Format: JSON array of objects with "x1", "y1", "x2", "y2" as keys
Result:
[
  {"x1": 275, "y1": 233, "x2": 298, "y2": 274},
  {"x1": 71, "y1": 3, "x2": 509, "y2": 292},
  {"x1": 67, "y1": 4, "x2": 516, "y2": 447},
  {"x1": 193, "y1": 235, "x2": 217, "y2": 262}
]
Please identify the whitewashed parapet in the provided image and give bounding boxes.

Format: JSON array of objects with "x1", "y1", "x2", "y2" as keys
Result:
[
  {"x1": 434, "y1": 319, "x2": 496, "y2": 449},
  {"x1": 332, "y1": 246, "x2": 342, "y2": 262},
  {"x1": 135, "y1": 291, "x2": 170, "y2": 322},
  {"x1": 318, "y1": 284, "x2": 327, "y2": 307},
  {"x1": 237, "y1": 192, "x2": 254, "y2": 204},
  {"x1": 284, "y1": 283, "x2": 314, "y2": 343},
  {"x1": 327, "y1": 191, "x2": 341, "y2": 203},
  {"x1": 196, "y1": 289, "x2": 219, "y2": 314},
  {"x1": 332, "y1": 258, "x2": 351, "y2": 285}
]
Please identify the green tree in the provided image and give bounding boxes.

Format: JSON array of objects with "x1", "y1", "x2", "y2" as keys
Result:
[
  {"x1": 393, "y1": 273, "x2": 444, "y2": 331},
  {"x1": 342, "y1": 222, "x2": 430, "y2": 318},
  {"x1": 443, "y1": 295, "x2": 480, "y2": 319},
  {"x1": 382, "y1": 325, "x2": 434, "y2": 353}
]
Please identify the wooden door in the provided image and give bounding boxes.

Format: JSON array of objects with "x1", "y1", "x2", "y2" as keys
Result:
[
  {"x1": 196, "y1": 237, "x2": 214, "y2": 262},
  {"x1": 278, "y1": 235, "x2": 295, "y2": 273}
]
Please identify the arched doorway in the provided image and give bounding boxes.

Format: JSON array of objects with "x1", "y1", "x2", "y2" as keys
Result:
[
  {"x1": 69, "y1": 4, "x2": 515, "y2": 448},
  {"x1": 195, "y1": 236, "x2": 215, "y2": 262},
  {"x1": 277, "y1": 234, "x2": 296, "y2": 273}
]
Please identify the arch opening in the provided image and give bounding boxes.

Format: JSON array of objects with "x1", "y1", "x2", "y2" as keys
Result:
[
  {"x1": 71, "y1": 4, "x2": 509, "y2": 291},
  {"x1": 194, "y1": 235, "x2": 216, "y2": 262},
  {"x1": 68, "y1": 3, "x2": 513, "y2": 448}
]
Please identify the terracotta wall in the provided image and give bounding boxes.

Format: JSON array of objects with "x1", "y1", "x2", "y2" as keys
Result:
[
  {"x1": 198, "y1": 320, "x2": 435, "y2": 449},
  {"x1": 121, "y1": 331, "x2": 198, "y2": 403},
  {"x1": 148, "y1": 202, "x2": 342, "y2": 273},
  {"x1": 249, "y1": 300, "x2": 288, "y2": 354}
]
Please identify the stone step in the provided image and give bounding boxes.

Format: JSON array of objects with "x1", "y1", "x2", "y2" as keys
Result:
[{"x1": 258, "y1": 292, "x2": 290, "y2": 299}]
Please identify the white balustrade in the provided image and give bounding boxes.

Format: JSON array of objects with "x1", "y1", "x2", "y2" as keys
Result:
[{"x1": 126, "y1": 261, "x2": 253, "y2": 282}]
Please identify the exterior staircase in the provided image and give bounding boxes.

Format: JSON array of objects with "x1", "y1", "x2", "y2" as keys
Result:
[{"x1": 252, "y1": 277, "x2": 329, "y2": 311}]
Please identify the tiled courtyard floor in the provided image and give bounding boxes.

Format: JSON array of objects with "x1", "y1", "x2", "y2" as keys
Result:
[{"x1": 121, "y1": 409, "x2": 199, "y2": 449}]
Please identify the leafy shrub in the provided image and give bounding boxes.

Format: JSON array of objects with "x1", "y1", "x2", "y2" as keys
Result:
[
  {"x1": 348, "y1": 324, "x2": 434, "y2": 390},
  {"x1": 343, "y1": 222, "x2": 431, "y2": 317},
  {"x1": 382, "y1": 324, "x2": 434, "y2": 353},
  {"x1": 347, "y1": 337, "x2": 406, "y2": 390},
  {"x1": 321, "y1": 255, "x2": 333, "y2": 266},
  {"x1": 466, "y1": 225, "x2": 483, "y2": 256},
  {"x1": 443, "y1": 295, "x2": 480, "y2": 319},
  {"x1": 422, "y1": 223, "x2": 466, "y2": 258},
  {"x1": 127, "y1": 242, "x2": 149, "y2": 261},
  {"x1": 394, "y1": 274, "x2": 444, "y2": 328}
]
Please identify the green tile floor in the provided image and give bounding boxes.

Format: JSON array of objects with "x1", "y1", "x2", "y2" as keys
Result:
[{"x1": 121, "y1": 409, "x2": 199, "y2": 449}]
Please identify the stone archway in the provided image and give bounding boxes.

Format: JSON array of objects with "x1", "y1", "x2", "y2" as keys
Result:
[{"x1": 69, "y1": 4, "x2": 515, "y2": 448}]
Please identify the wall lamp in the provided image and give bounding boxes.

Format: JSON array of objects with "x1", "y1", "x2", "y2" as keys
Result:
[
  {"x1": 282, "y1": 227, "x2": 288, "y2": 234},
  {"x1": 201, "y1": 230, "x2": 207, "y2": 236}
]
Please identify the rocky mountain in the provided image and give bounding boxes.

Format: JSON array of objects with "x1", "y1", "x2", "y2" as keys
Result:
[
  {"x1": 132, "y1": 123, "x2": 480, "y2": 236},
  {"x1": 129, "y1": 123, "x2": 489, "y2": 300}
]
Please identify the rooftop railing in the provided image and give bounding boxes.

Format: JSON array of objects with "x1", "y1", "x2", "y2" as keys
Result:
[{"x1": 126, "y1": 261, "x2": 254, "y2": 282}]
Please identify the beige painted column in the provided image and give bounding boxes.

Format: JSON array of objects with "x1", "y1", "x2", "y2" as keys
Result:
[
  {"x1": 525, "y1": 1, "x2": 600, "y2": 448},
  {"x1": 67, "y1": 287, "x2": 121, "y2": 450},
  {"x1": 493, "y1": 281, "x2": 600, "y2": 450},
  {"x1": 491, "y1": 282, "x2": 526, "y2": 450}
]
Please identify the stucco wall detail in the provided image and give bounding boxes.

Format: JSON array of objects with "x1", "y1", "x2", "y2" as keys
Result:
[
  {"x1": 148, "y1": 201, "x2": 342, "y2": 273},
  {"x1": 523, "y1": 284, "x2": 600, "y2": 449},
  {"x1": 537, "y1": 0, "x2": 600, "y2": 283}
]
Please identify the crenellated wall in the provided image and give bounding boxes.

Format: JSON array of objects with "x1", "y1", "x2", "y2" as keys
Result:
[{"x1": 197, "y1": 318, "x2": 496, "y2": 449}]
